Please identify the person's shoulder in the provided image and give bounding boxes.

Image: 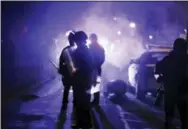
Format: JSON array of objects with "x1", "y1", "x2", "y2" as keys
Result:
[
  {"x1": 157, "y1": 54, "x2": 170, "y2": 65},
  {"x1": 62, "y1": 46, "x2": 71, "y2": 52},
  {"x1": 96, "y1": 43, "x2": 104, "y2": 51},
  {"x1": 64, "y1": 46, "x2": 70, "y2": 50}
]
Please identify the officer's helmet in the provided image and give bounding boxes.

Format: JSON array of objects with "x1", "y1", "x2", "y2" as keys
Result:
[
  {"x1": 74, "y1": 31, "x2": 88, "y2": 45},
  {"x1": 67, "y1": 30, "x2": 76, "y2": 44},
  {"x1": 173, "y1": 38, "x2": 187, "y2": 53},
  {"x1": 89, "y1": 33, "x2": 98, "y2": 42}
]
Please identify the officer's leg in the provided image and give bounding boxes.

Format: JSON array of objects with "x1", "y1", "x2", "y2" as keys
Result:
[
  {"x1": 177, "y1": 97, "x2": 188, "y2": 129},
  {"x1": 93, "y1": 91, "x2": 100, "y2": 105},
  {"x1": 72, "y1": 83, "x2": 80, "y2": 128},
  {"x1": 80, "y1": 92, "x2": 92, "y2": 129},
  {"x1": 71, "y1": 85, "x2": 77, "y2": 127},
  {"x1": 154, "y1": 90, "x2": 164, "y2": 107},
  {"x1": 136, "y1": 78, "x2": 147, "y2": 100},
  {"x1": 164, "y1": 95, "x2": 176, "y2": 129},
  {"x1": 72, "y1": 85, "x2": 76, "y2": 108},
  {"x1": 74, "y1": 89, "x2": 92, "y2": 128},
  {"x1": 62, "y1": 84, "x2": 71, "y2": 109},
  {"x1": 74, "y1": 77, "x2": 92, "y2": 129}
]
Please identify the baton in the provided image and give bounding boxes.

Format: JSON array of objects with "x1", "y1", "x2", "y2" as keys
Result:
[{"x1": 49, "y1": 59, "x2": 59, "y2": 70}]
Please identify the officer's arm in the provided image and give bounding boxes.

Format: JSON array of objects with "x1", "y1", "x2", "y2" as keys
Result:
[
  {"x1": 98, "y1": 67, "x2": 102, "y2": 76},
  {"x1": 155, "y1": 62, "x2": 161, "y2": 74},
  {"x1": 58, "y1": 50, "x2": 66, "y2": 76},
  {"x1": 98, "y1": 47, "x2": 105, "y2": 76},
  {"x1": 58, "y1": 51, "x2": 63, "y2": 74},
  {"x1": 155, "y1": 55, "x2": 169, "y2": 76},
  {"x1": 102, "y1": 47, "x2": 105, "y2": 65}
]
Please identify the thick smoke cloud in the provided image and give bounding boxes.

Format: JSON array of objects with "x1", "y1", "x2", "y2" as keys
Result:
[
  {"x1": 74, "y1": 2, "x2": 146, "y2": 69},
  {"x1": 3, "y1": 2, "x2": 186, "y2": 97},
  {"x1": 54, "y1": 2, "x2": 186, "y2": 81}
]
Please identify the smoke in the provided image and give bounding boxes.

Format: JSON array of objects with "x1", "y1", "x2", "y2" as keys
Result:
[
  {"x1": 65, "y1": 2, "x2": 146, "y2": 82},
  {"x1": 53, "y1": 2, "x2": 186, "y2": 82},
  {"x1": 73, "y1": 2, "x2": 146, "y2": 69}
]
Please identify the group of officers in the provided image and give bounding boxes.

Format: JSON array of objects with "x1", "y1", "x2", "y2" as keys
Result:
[
  {"x1": 58, "y1": 29, "x2": 188, "y2": 129},
  {"x1": 58, "y1": 30, "x2": 105, "y2": 129},
  {"x1": 154, "y1": 38, "x2": 188, "y2": 129}
]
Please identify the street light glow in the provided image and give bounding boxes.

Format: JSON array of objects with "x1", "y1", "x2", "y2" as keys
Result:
[
  {"x1": 117, "y1": 31, "x2": 121, "y2": 35},
  {"x1": 149, "y1": 35, "x2": 153, "y2": 40},
  {"x1": 129, "y1": 22, "x2": 136, "y2": 28},
  {"x1": 113, "y1": 17, "x2": 117, "y2": 21},
  {"x1": 184, "y1": 29, "x2": 187, "y2": 33}
]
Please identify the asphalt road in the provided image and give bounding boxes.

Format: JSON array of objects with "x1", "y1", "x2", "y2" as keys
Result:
[{"x1": 2, "y1": 79, "x2": 181, "y2": 129}]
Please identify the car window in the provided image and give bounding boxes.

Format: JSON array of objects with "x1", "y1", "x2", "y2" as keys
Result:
[
  {"x1": 151, "y1": 52, "x2": 168, "y2": 61},
  {"x1": 137, "y1": 52, "x2": 155, "y2": 64},
  {"x1": 146, "y1": 54, "x2": 158, "y2": 64},
  {"x1": 138, "y1": 52, "x2": 168, "y2": 65},
  {"x1": 133, "y1": 52, "x2": 169, "y2": 65}
]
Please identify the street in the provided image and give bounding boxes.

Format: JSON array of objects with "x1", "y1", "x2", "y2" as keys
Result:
[
  {"x1": 2, "y1": 77, "x2": 181, "y2": 129},
  {"x1": 2, "y1": 1, "x2": 187, "y2": 129}
]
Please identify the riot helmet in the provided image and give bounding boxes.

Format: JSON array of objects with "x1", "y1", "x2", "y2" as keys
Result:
[
  {"x1": 67, "y1": 30, "x2": 76, "y2": 46},
  {"x1": 173, "y1": 38, "x2": 187, "y2": 53},
  {"x1": 74, "y1": 31, "x2": 88, "y2": 45},
  {"x1": 89, "y1": 33, "x2": 98, "y2": 43}
]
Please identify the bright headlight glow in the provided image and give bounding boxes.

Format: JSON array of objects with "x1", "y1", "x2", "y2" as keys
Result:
[{"x1": 128, "y1": 64, "x2": 138, "y2": 87}]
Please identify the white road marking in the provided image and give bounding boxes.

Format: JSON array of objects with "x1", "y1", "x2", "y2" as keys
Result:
[
  {"x1": 116, "y1": 105, "x2": 131, "y2": 129},
  {"x1": 124, "y1": 119, "x2": 147, "y2": 123}
]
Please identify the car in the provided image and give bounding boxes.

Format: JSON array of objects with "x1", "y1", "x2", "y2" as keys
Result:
[{"x1": 127, "y1": 44, "x2": 173, "y2": 99}]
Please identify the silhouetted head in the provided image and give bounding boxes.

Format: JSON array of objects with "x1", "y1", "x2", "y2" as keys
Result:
[
  {"x1": 74, "y1": 31, "x2": 88, "y2": 46},
  {"x1": 173, "y1": 38, "x2": 187, "y2": 54},
  {"x1": 67, "y1": 30, "x2": 76, "y2": 46},
  {"x1": 89, "y1": 33, "x2": 98, "y2": 43}
]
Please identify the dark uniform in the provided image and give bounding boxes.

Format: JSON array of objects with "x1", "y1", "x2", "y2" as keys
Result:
[
  {"x1": 154, "y1": 63, "x2": 165, "y2": 106},
  {"x1": 136, "y1": 53, "x2": 150, "y2": 100},
  {"x1": 72, "y1": 31, "x2": 94, "y2": 129},
  {"x1": 155, "y1": 38, "x2": 188, "y2": 129},
  {"x1": 89, "y1": 33, "x2": 105, "y2": 105},
  {"x1": 58, "y1": 31, "x2": 76, "y2": 110}
]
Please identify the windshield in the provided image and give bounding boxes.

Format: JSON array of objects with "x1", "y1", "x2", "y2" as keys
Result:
[
  {"x1": 135, "y1": 52, "x2": 169, "y2": 65},
  {"x1": 151, "y1": 52, "x2": 168, "y2": 62}
]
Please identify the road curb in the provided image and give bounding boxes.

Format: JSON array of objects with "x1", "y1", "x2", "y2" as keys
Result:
[{"x1": 3, "y1": 75, "x2": 59, "y2": 105}]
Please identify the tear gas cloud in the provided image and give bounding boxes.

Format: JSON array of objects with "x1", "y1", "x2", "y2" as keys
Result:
[
  {"x1": 54, "y1": 3, "x2": 146, "y2": 69},
  {"x1": 53, "y1": 2, "x2": 186, "y2": 81},
  {"x1": 76, "y1": 15, "x2": 146, "y2": 69}
]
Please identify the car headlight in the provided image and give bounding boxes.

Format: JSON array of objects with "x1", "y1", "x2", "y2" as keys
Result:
[{"x1": 128, "y1": 64, "x2": 138, "y2": 87}]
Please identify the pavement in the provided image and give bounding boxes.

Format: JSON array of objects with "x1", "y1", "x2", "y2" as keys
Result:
[{"x1": 2, "y1": 78, "x2": 181, "y2": 129}]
